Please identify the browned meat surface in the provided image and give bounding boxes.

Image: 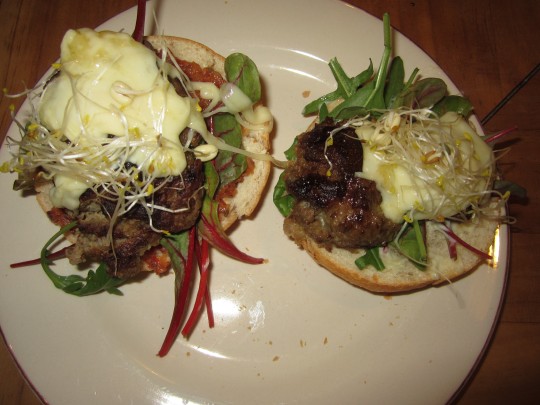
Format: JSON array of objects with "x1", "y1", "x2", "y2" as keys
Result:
[
  {"x1": 66, "y1": 218, "x2": 161, "y2": 279},
  {"x1": 284, "y1": 121, "x2": 401, "y2": 249},
  {"x1": 65, "y1": 151, "x2": 205, "y2": 279}
]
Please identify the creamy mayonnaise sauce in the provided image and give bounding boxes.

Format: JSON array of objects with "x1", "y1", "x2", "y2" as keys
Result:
[
  {"x1": 356, "y1": 112, "x2": 493, "y2": 223},
  {"x1": 39, "y1": 29, "x2": 203, "y2": 209}
]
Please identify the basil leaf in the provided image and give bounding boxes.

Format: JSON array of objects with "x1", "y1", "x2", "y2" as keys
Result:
[
  {"x1": 224, "y1": 53, "x2": 261, "y2": 102},
  {"x1": 355, "y1": 247, "x2": 385, "y2": 271}
]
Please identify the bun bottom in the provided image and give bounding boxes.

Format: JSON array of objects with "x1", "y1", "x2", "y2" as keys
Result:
[{"x1": 285, "y1": 216, "x2": 500, "y2": 293}]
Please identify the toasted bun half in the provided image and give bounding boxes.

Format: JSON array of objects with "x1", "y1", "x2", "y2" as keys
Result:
[
  {"x1": 285, "y1": 214, "x2": 500, "y2": 293},
  {"x1": 145, "y1": 35, "x2": 272, "y2": 231}
]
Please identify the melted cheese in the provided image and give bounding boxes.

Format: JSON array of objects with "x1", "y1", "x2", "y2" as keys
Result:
[
  {"x1": 356, "y1": 112, "x2": 493, "y2": 223},
  {"x1": 39, "y1": 29, "x2": 198, "y2": 209}
]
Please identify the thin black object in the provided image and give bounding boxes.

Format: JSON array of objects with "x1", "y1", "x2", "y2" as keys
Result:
[{"x1": 481, "y1": 62, "x2": 540, "y2": 126}]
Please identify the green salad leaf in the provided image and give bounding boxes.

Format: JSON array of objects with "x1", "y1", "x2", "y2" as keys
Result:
[
  {"x1": 355, "y1": 247, "x2": 385, "y2": 271},
  {"x1": 394, "y1": 220, "x2": 427, "y2": 270},
  {"x1": 40, "y1": 222, "x2": 125, "y2": 296},
  {"x1": 224, "y1": 53, "x2": 262, "y2": 102},
  {"x1": 212, "y1": 113, "x2": 247, "y2": 187}
]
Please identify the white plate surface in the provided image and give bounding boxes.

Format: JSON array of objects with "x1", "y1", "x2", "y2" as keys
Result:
[{"x1": 0, "y1": 1, "x2": 508, "y2": 404}]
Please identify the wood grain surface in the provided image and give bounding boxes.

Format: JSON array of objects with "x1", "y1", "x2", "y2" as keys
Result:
[{"x1": 0, "y1": 0, "x2": 538, "y2": 404}]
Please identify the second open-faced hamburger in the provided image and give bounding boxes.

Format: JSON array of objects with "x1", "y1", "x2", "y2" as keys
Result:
[{"x1": 273, "y1": 14, "x2": 506, "y2": 293}]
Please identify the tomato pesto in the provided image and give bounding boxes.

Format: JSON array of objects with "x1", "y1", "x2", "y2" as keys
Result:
[
  {"x1": 176, "y1": 58, "x2": 226, "y2": 87},
  {"x1": 175, "y1": 58, "x2": 226, "y2": 110}
]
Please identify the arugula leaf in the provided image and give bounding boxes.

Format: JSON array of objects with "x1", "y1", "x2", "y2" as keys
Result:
[
  {"x1": 326, "y1": 13, "x2": 392, "y2": 120},
  {"x1": 355, "y1": 247, "x2": 385, "y2": 271},
  {"x1": 395, "y1": 220, "x2": 427, "y2": 269},
  {"x1": 384, "y1": 56, "x2": 405, "y2": 108},
  {"x1": 40, "y1": 222, "x2": 124, "y2": 296},
  {"x1": 362, "y1": 13, "x2": 393, "y2": 111},
  {"x1": 302, "y1": 13, "x2": 475, "y2": 122},
  {"x1": 302, "y1": 58, "x2": 374, "y2": 116}
]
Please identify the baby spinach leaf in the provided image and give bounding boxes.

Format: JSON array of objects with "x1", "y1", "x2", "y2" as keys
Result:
[
  {"x1": 224, "y1": 53, "x2": 261, "y2": 102},
  {"x1": 273, "y1": 172, "x2": 295, "y2": 217},
  {"x1": 284, "y1": 137, "x2": 298, "y2": 161},
  {"x1": 273, "y1": 138, "x2": 297, "y2": 217},
  {"x1": 431, "y1": 95, "x2": 473, "y2": 117}
]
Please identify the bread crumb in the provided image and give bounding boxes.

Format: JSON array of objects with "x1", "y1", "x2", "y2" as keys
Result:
[
  {"x1": 302, "y1": 90, "x2": 311, "y2": 98},
  {"x1": 323, "y1": 337, "x2": 328, "y2": 345},
  {"x1": 273, "y1": 356, "x2": 280, "y2": 362}
]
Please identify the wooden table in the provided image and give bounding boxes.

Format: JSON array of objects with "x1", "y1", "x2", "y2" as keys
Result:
[{"x1": 1, "y1": 0, "x2": 538, "y2": 403}]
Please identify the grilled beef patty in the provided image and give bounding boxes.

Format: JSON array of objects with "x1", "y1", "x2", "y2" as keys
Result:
[
  {"x1": 66, "y1": 151, "x2": 204, "y2": 279},
  {"x1": 283, "y1": 121, "x2": 401, "y2": 250}
]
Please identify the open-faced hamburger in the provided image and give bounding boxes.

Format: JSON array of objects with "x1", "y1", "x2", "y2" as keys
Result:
[
  {"x1": 273, "y1": 14, "x2": 505, "y2": 293},
  {"x1": 5, "y1": 23, "x2": 273, "y2": 353}
]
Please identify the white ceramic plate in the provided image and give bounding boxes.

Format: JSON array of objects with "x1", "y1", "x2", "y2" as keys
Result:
[{"x1": 0, "y1": 1, "x2": 508, "y2": 404}]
